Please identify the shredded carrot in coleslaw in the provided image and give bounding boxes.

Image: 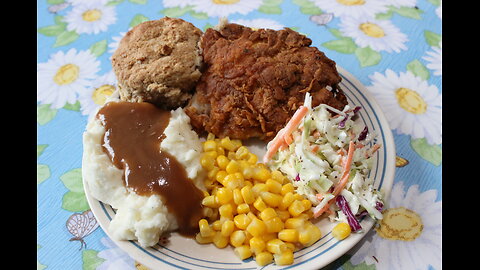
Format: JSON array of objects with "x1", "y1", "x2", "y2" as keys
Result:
[
  {"x1": 263, "y1": 106, "x2": 309, "y2": 163},
  {"x1": 313, "y1": 141, "x2": 355, "y2": 218}
]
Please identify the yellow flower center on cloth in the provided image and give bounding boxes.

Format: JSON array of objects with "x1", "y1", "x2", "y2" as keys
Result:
[
  {"x1": 92, "y1": 84, "x2": 115, "y2": 105},
  {"x1": 375, "y1": 207, "x2": 423, "y2": 241},
  {"x1": 395, "y1": 87, "x2": 427, "y2": 114},
  {"x1": 82, "y1": 9, "x2": 102, "y2": 22},
  {"x1": 359, "y1": 22, "x2": 385, "y2": 38},
  {"x1": 53, "y1": 64, "x2": 79, "y2": 86},
  {"x1": 336, "y1": 0, "x2": 365, "y2": 5},
  {"x1": 212, "y1": 0, "x2": 240, "y2": 4}
]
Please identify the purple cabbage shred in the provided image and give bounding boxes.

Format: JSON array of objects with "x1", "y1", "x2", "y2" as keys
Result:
[
  {"x1": 358, "y1": 126, "x2": 368, "y2": 141},
  {"x1": 295, "y1": 174, "x2": 300, "y2": 181},
  {"x1": 338, "y1": 116, "x2": 348, "y2": 128},
  {"x1": 356, "y1": 201, "x2": 384, "y2": 219},
  {"x1": 375, "y1": 201, "x2": 383, "y2": 212},
  {"x1": 352, "y1": 106, "x2": 362, "y2": 114},
  {"x1": 338, "y1": 106, "x2": 362, "y2": 128},
  {"x1": 336, "y1": 195, "x2": 362, "y2": 232}
]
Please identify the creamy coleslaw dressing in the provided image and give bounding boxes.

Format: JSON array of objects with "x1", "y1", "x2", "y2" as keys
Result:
[{"x1": 267, "y1": 93, "x2": 383, "y2": 224}]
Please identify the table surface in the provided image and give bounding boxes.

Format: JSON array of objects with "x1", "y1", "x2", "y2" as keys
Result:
[{"x1": 37, "y1": 0, "x2": 442, "y2": 269}]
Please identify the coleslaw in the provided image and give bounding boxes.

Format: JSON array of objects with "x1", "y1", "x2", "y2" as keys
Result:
[{"x1": 264, "y1": 93, "x2": 383, "y2": 232}]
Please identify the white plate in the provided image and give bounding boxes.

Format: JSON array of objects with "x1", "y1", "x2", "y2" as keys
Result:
[{"x1": 84, "y1": 66, "x2": 396, "y2": 270}]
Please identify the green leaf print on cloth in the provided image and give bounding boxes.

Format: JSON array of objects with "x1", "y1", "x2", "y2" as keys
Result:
[
  {"x1": 37, "y1": 165, "x2": 51, "y2": 185},
  {"x1": 130, "y1": 14, "x2": 150, "y2": 28},
  {"x1": 89, "y1": 40, "x2": 108, "y2": 57},
  {"x1": 293, "y1": 0, "x2": 322, "y2": 15},
  {"x1": 410, "y1": 138, "x2": 442, "y2": 166},
  {"x1": 406, "y1": 59, "x2": 429, "y2": 81},
  {"x1": 63, "y1": 101, "x2": 82, "y2": 111},
  {"x1": 258, "y1": 0, "x2": 283, "y2": 14},
  {"x1": 424, "y1": 30, "x2": 442, "y2": 47},
  {"x1": 355, "y1": 47, "x2": 381, "y2": 67},
  {"x1": 61, "y1": 168, "x2": 90, "y2": 212},
  {"x1": 37, "y1": 145, "x2": 50, "y2": 185},
  {"x1": 37, "y1": 104, "x2": 58, "y2": 125},
  {"x1": 322, "y1": 32, "x2": 382, "y2": 67},
  {"x1": 37, "y1": 245, "x2": 47, "y2": 270},
  {"x1": 82, "y1": 249, "x2": 106, "y2": 270}
]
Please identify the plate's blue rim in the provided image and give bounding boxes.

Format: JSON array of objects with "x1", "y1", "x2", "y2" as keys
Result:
[{"x1": 93, "y1": 68, "x2": 395, "y2": 270}]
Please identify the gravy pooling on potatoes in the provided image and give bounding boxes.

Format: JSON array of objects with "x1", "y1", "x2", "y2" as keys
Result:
[{"x1": 97, "y1": 101, "x2": 204, "y2": 236}]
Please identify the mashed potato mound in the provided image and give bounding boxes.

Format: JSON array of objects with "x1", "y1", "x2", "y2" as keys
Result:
[{"x1": 82, "y1": 98, "x2": 205, "y2": 247}]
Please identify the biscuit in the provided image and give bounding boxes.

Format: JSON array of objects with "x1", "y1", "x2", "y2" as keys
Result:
[{"x1": 111, "y1": 17, "x2": 203, "y2": 109}]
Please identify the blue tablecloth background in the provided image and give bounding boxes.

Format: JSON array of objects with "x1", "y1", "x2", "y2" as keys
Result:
[{"x1": 37, "y1": 0, "x2": 442, "y2": 269}]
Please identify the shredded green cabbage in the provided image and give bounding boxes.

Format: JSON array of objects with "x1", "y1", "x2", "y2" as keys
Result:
[{"x1": 266, "y1": 92, "x2": 383, "y2": 223}]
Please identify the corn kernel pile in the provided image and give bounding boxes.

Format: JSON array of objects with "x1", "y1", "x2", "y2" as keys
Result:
[{"x1": 196, "y1": 134, "x2": 322, "y2": 266}]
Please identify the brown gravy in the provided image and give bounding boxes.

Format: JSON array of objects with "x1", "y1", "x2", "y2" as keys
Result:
[{"x1": 97, "y1": 101, "x2": 204, "y2": 236}]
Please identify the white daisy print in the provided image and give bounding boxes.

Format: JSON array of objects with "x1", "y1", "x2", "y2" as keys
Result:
[
  {"x1": 423, "y1": 41, "x2": 442, "y2": 76},
  {"x1": 367, "y1": 69, "x2": 442, "y2": 145},
  {"x1": 64, "y1": 0, "x2": 117, "y2": 35},
  {"x1": 37, "y1": 48, "x2": 100, "y2": 109},
  {"x1": 436, "y1": 1, "x2": 442, "y2": 20},
  {"x1": 230, "y1": 18, "x2": 285, "y2": 30},
  {"x1": 108, "y1": 31, "x2": 128, "y2": 55},
  {"x1": 97, "y1": 237, "x2": 136, "y2": 270},
  {"x1": 78, "y1": 71, "x2": 117, "y2": 118},
  {"x1": 192, "y1": 0, "x2": 263, "y2": 17},
  {"x1": 313, "y1": 0, "x2": 388, "y2": 19},
  {"x1": 339, "y1": 16, "x2": 408, "y2": 53},
  {"x1": 349, "y1": 181, "x2": 442, "y2": 270}
]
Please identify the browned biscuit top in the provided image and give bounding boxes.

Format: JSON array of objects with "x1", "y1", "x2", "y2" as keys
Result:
[{"x1": 111, "y1": 17, "x2": 203, "y2": 109}]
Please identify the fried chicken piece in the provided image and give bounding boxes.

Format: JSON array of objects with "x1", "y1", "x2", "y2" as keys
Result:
[{"x1": 185, "y1": 23, "x2": 348, "y2": 141}]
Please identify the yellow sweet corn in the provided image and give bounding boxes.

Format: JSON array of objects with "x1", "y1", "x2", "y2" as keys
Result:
[
  {"x1": 261, "y1": 192, "x2": 283, "y2": 208},
  {"x1": 264, "y1": 217, "x2": 284, "y2": 233},
  {"x1": 216, "y1": 188, "x2": 233, "y2": 204},
  {"x1": 246, "y1": 218, "x2": 267, "y2": 237},
  {"x1": 281, "y1": 183, "x2": 295, "y2": 195},
  {"x1": 253, "y1": 197, "x2": 267, "y2": 212},
  {"x1": 233, "y1": 188, "x2": 244, "y2": 205},
  {"x1": 233, "y1": 214, "x2": 251, "y2": 230},
  {"x1": 274, "y1": 250, "x2": 294, "y2": 266},
  {"x1": 271, "y1": 170, "x2": 285, "y2": 184},
  {"x1": 240, "y1": 185, "x2": 255, "y2": 204},
  {"x1": 259, "y1": 207, "x2": 277, "y2": 221},
  {"x1": 216, "y1": 155, "x2": 229, "y2": 170},
  {"x1": 221, "y1": 220, "x2": 235, "y2": 237},
  {"x1": 234, "y1": 245, "x2": 252, "y2": 260},
  {"x1": 255, "y1": 251, "x2": 273, "y2": 266},
  {"x1": 236, "y1": 203, "x2": 250, "y2": 214},
  {"x1": 332, "y1": 222, "x2": 351, "y2": 240},
  {"x1": 278, "y1": 229, "x2": 299, "y2": 242},
  {"x1": 199, "y1": 219, "x2": 215, "y2": 238},
  {"x1": 226, "y1": 159, "x2": 240, "y2": 174},
  {"x1": 249, "y1": 236, "x2": 266, "y2": 254},
  {"x1": 288, "y1": 200, "x2": 306, "y2": 217},
  {"x1": 266, "y1": 239, "x2": 288, "y2": 254},
  {"x1": 213, "y1": 232, "x2": 229, "y2": 248},
  {"x1": 197, "y1": 135, "x2": 321, "y2": 267},
  {"x1": 220, "y1": 137, "x2": 236, "y2": 151},
  {"x1": 203, "y1": 140, "x2": 217, "y2": 152},
  {"x1": 195, "y1": 233, "x2": 213, "y2": 244},
  {"x1": 266, "y1": 179, "x2": 282, "y2": 194},
  {"x1": 229, "y1": 230, "x2": 246, "y2": 247}
]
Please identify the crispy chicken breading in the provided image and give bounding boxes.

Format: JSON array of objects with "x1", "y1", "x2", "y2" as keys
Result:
[{"x1": 185, "y1": 23, "x2": 348, "y2": 141}]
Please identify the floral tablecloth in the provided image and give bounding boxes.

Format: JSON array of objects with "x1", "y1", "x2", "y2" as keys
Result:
[{"x1": 37, "y1": 0, "x2": 442, "y2": 269}]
